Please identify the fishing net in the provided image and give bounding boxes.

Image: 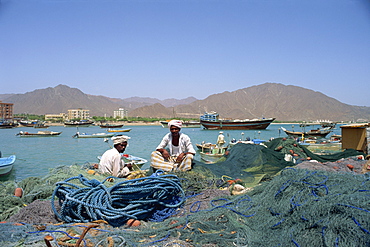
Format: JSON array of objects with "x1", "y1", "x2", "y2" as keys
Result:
[
  {"x1": 0, "y1": 140, "x2": 369, "y2": 246},
  {"x1": 192, "y1": 138, "x2": 365, "y2": 188}
]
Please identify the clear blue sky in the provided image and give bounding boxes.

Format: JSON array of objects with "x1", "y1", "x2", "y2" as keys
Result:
[{"x1": 1, "y1": 0, "x2": 369, "y2": 106}]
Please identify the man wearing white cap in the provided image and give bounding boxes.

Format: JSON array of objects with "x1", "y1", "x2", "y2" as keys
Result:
[
  {"x1": 216, "y1": 131, "x2": 225, "y2": 153},
  {"x1": 99, "y1": 135, "x2": 132, "y2": 177},
  {"x1": 151, "y1": 119, "x2": 196, "y2": 172}
]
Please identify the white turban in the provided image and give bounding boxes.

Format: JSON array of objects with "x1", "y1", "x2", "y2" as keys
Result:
[
  {"x1": 112, "y1": 135, "x2": 131, "y2": 144},
  {"x1": 168, "y1": 120, "x2": 182, "y2": 129}
]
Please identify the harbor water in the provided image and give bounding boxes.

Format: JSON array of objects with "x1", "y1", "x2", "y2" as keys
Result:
[{"x1": 0, "y1": 123, "x2": 343, "y2": 181}]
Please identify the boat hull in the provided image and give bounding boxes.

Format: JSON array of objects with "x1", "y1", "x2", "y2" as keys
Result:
[
  {"x1": 100, "y1": 124, "x2": 124, "y2": 128},
  {"x1": 282, "y1": 128, "x2": 332, "y2": 138},
  {"x1": 196, "y1": 143, "x2": 227, "y2": 153},
  {"x1": 0, "y1": 155, "x2": 16, "y2": 176},
  {"x1": 75, "y1": 133, "x2": 115, "y2": 138},
  {"x1": 199, "y1": 152, "x2": 225, "y2": 164},
  {"x1": 107, "y1": 128, "x2": 131, "y2": 133},
  {"x1": 200, "y1": 118, "x2": 275, "y2": 130},
  {"x1": 160, "y1": 121, "x2": 201, "y2": 128},
  {"x1": 16, "y1": 131, "x2": 62, "y2": 137}
]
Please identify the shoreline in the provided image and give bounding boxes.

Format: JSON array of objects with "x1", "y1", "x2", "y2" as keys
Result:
[{"x1": 35, "y1": 121, "x2": 353, "y2": 127}]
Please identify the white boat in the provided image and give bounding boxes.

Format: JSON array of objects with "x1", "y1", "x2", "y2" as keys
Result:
[
  {"x1": 73, "y1": 132, "x2": 115, "y2": 138},
  {"x1": 160, "y1": 120, "x2": 201, "y2": 128},
  {"x1": 0, "y1": 155, "x2": 16, "y2": 176},
  {"x1": 107, "y1": 128, "x2": 132, "y2": 133},
  {"x1": 199, "y1": 151, "x2": 225, "y2": 164},
  {"x1": 16, "y1": 130, "x2": 62, "y2": 137}
]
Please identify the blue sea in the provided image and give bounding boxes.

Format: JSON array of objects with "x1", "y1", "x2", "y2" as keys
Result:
[{"x1": 0, "y1": 123, "x2": 343, "y2": 181}]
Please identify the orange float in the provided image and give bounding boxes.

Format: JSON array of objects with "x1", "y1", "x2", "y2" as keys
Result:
[
  {"x1": 14, "y1": 188, "x2": 23, "y2": 198},
  {"x1": 126, "y1": 219, "x2": 141, "y2": 227}
]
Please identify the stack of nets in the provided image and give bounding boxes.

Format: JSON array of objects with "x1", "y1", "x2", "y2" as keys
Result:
[
  {"x1": 192, "y1": 138, "x2": 365, "y2": 187},
  {"x1": 2, "y1": 168, "x2": 368, "y2": 246}
]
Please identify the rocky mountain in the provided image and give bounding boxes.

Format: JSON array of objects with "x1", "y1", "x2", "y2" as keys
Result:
[
  {"x1": 1, "y1": 83, "x2": 370, "y2": 121},
  {"x1": 131, "y1": 83, "x2": 370, "y2": 122},
  {"x1": 1, "y1": 85, "x2": 198, "y2": 117}
]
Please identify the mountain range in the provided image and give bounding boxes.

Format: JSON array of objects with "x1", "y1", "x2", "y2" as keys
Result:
[{"x1": 1, "y1": 83, "x2": 369, "y2": 122}]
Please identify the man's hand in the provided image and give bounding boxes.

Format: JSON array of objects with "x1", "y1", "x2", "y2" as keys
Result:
[
  {"x1": 161, "y1": 149, "x2": 170, "y2": 160},
  {"x1": 126, "y1": 163, "x2": 133, "y2": 169},
  {"x1": 175, "y1": 153, "x2": 185, "y2": 163}
]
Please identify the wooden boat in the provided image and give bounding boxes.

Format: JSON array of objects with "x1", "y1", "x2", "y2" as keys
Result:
[
  {"x1": 160, "y1": 120, "x2": 201, "y2": 128},
  {"x1": 196, "y1": 143, "x2": 227, "y2": 153},
  {"x1": 228, "y1": 139, "x2": 266, "y2": 147},
  {"x1": 0, "y1": 120, "x2": 18, "y2": 129},
  {"x1": 19, "y1": 120, "x2": 41, "y2": 127},
  {"x1": 33, "y1": 123, "x2": 50, "y2": 128},
  {"x1": 200, "y1": 112, "x2": 275, "y2": 130},
  {"x1": 107, "y1": 128, "x2": 132, "y2": 133},
  {"x1": 73, "y1": 132, "x2": 115, "y2": 138},
  {"x1": 0, "y1": 155, "x2": 16, "y2": 176},
  {"x1": 16, "y1": 130, "x2": 62, "y2": 137},
  {"x1": 64, "y1": 120, "x2": 94, "y2": 127},
  {"x1": 199, "y1": 149, "x2": 226, "y2": 164},
  {"x1": 281, "y1": 126, "x2": 333, "y2": 138},
  {"x1": 99, "y1": 123, "x2": 124, "y2": 128}
]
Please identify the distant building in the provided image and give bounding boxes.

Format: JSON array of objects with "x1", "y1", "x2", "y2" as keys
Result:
[
  {"x1": 114, "y1": 108, "x2": 128, "y2": 119},
  {"x1": 45, "y1": 113, "x2": 67, "y2": 122},
  {"x1": 0, "y1": 101, "x2": 14, "y2": 120},
  {"x1": 67, "y1": 109, "x2": 90, "y2": 120}
]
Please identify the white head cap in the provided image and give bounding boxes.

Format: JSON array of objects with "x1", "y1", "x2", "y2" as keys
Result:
[
  {"x1": 219, "y1": 131, "x2": 223, "y2": 134},
  {"x1": 112, "y1": 135, "x2": 130, "y2": 145},
  {"x1": 168, "y1": 119, "x2": 182, "y2": 129}
]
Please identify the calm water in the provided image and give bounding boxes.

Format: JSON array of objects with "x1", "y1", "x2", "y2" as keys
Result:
[{"x1": 0, "y1": 123, "x2": 343, "y2": 181}]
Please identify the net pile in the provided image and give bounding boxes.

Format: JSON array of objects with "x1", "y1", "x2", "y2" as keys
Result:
[
  {"x1": 1, "y1": 168, "x2": 368, "y2": 246},
  {"x1": 192, "y1": 138, "x2": 365, "y2": 187},
  {"x1": 0, "y1": 140, "x2": 369, "y2": 246}
]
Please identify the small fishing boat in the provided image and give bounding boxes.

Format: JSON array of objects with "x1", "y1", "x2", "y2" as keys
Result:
[
  {"x1": 16, "y1": 130, "x2": 62, "y2": 137},
  {"x1": 196, "y1": 143, "x2": 227, "y2": 153},
  {"x1": 33, "y1": 122, "x2": 50, "y2": 128},
  {"x1": 160, "y1": 120, "x2": 201, "y2": 128},
  {"x1": 0, "y1": 120, "x2": 18, "y2": 129},
  {"x1": 73, "y1": 132, "x2": 115, "y2": 138},
  {"x1": 280, "y1": 126, "x2": 334, "y2": 138},
  {"x1": 19, "y1": 120, "x2": 41, "y2": 127},
  {"x1": 199, "y1": 150, "x2": 226, "y2": 164},
  {"x1": 99, "y1": 123, "x2": 124, "y2": 128},
  {"x1": 64, "y1": 120, "x2": 94, "y2": 127},
  {"x1": 0, "y1": 155, "x2": 16, "y2": 176},
  {"x1": 200, "y1": 112, "x2": 275, "y2": 130},
  {"x1": 107, "y1": 128, "x2": 132, "y2": 133}
]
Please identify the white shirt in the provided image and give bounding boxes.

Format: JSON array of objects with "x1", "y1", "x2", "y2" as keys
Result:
[
  {"x1": 156, "y1": 133, "x2": 196, "y2": 155},
  {"x1": 99, "y1": 148, "x2": 130, "y2": 177}
]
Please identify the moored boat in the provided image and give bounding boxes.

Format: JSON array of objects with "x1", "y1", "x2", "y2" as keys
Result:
[
  {"x1": 0, "y1": 120, "x2": 18, "y2": 129},
  {"x1": 33, "y1": 122, "x2": 50, "y2": 128},
  {"x1": 160, "y1": 120, "x2": 201, "y2": 128},
  {"x1": 16, "y1": 130, "x2": 62, "y2": 137},
  {"x1": 73, "y1": 132, "x2": 115, "y2": 138},
  {"x1": 19, "y1": 120, "x2": 41, "y2": 127},
  {"x1": 64, "y1": 120, "x2": 94, "y2": 127},
  {"x1": 196, "y1": 143, "x2": 227, "y2": 153},
  {"x1": 199, "y1": 150, "x2": 226, "y2": 164},
  {"x1": 99, "y1": 123, "x2": 124, "y2": 128},
  {"x1": 281, "y1": 126, "x2": 334, "y2": 138},
  {"x1": 107, "y1": 128, "x2": 132, "y2": 133},
  {"x1": 200, "y1": 112, "x2": 275, "y2": 130},
  {"x1": 0, "y1": 155, "x2": 16, "y2": 176}
]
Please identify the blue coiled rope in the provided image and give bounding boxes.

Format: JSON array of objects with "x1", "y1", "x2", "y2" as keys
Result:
[{"x1": 51, "y1": 172, "x2": 186, "y2": 227}]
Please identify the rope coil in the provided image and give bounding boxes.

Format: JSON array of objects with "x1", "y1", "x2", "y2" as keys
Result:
[{"x1": 51, "y1": 172, "x2": 185, "y2": 227}]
